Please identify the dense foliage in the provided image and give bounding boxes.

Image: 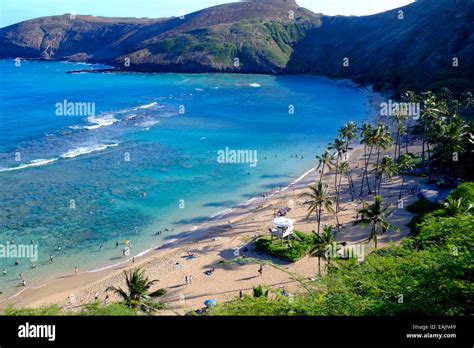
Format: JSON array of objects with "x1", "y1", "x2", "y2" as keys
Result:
[
  {"x1": 210, "y1": 184, "x2": 473, "y2": 316},
  {"x1": 4, "y1": 303, "x2": 138, "y2": 316},
  {"x1": 255, "y1": 230, "x2": 315, "y2": 262}
]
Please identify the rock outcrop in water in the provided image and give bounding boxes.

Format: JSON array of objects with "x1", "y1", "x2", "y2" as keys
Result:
[{"x1": 1, "y1": 0, "x2": 473, "y2": 91}]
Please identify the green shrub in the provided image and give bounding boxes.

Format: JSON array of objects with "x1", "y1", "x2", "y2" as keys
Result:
[
  {"x1": 79, "y1": 302, "x2": 138, "y2": 316},
  {"x1": 255, "y1": 231, "x2": 314, "y2": 262},
  {"x1": 3, "y1": 302, "x2": 140, "y2": 316},
  {"x1": 448, "y1": 182, "x2": 474, "y2": 208},
  {"x1": 404, "y1": 215, "x2": 474, "y2": 252},
  {"x1": 3, "y1": 305, "x2": 63, "y2": 316}
]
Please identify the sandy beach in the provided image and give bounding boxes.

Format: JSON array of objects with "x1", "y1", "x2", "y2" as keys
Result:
[{"x1": 0, "y1": 86, "x2": 426, "y2": 314}]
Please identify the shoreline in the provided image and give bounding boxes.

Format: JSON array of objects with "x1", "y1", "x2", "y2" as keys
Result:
[
  {"x1": 0, "y1": 85, "x2": 387, "y2": 311},
  {"x1": 0, "y1": 148, "x2": 323, "y2": 309}
]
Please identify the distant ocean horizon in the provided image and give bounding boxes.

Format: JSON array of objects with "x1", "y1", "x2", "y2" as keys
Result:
[{"x1": 0, "y1": 60, "x2": 370, "y2": 297}]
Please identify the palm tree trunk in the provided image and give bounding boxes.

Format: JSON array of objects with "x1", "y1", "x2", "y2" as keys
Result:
[
  {"x1": 335, "y1": 168, "x2": 343, "y2": 226},
  {"x1": 394, "y1": 130, "x2": 400, "y2": 162},
  {"x1": 374, "y1": 146, "x2": 381, "y2": 195},
  {"x1": 373, "y1": 225, "x2": 378, "y2": 249},
  {"x1": 422, "y1": 124, "x2": 426, "y2": 164},
  {"x1": 348, "y1": 173, "x2": 355, "y2": 201},
  {"x1": 427, "y1": 143, "x2": 432, "y2": 181},
  {"x1": 317, "y1": 204, "x2": 322, "y2": 235},
  {"x1": 319, "y1": 163, "x2": 325, "y2": 184},
  {"x1": 399, "y1": 175, "x2": 405, "y2": 200},
  {"x1": 378, "y1": 173, "x2": 383, "y2": 195},
  {"x1": 362, "y1": 145, "x2": 374, "y2": 195},
  {"x1": 360, "y1": 144, "x2": 367, "y2": 196}
]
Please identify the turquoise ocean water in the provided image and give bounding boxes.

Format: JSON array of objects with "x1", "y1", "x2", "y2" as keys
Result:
[{"x1": 0, "y1": 60, "x2": 370, "y2": 296}]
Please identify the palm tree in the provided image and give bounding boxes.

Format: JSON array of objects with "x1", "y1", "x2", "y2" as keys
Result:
[
  {"x1": 340, "y1": 160, "x2": 355, "y2": 201},
  {"x1": 360, "y1": 122, "x2": 375, "y2": 196},
  {"x1": 438, "y1": 116, "x2": 468, "y2": 178},
  {"x1": 376, "y1": 156, "x2": 397, "y2": 195},
  {"x1": 328, "y1": 138, "x2": 347, "y2": 191},
  {"x1": 310, "y1": 225, "x2": 336, "y2": 274},
  {"x1": 329, "y1": 137, "x2": 347, "y2": 225},
  {"x1": 309, "y1": 225, "x2": 336, "y2": 276},
  {"x1": 389, "y1": 110, "x2": 409, "y2": 162},
  {"x1": 354, "y1": 196, "x2": 399, "y2": 249},
  {"x1": 107, "y1": 268, "x2": 166, "y2": 312},
  {"x1": 315, "y1": 150, "x2": 334, "y2": 184},
  {"x1": 397, "y1": 153, "x2": 417, "y2": 199},
  {"x1": 339, "y1": 122, "x2": 358, "y2": 153},
  {"x1": 419, "y1": 92, "x2": 448, "y2": 175},
  {"x1": 308, "y1": 241, "x2": 326, "y2": 277},
  {"x1": 302, "y1": 182, "x2": 335, "y2": 234},
  {"x1": 371, "y1": 124, "x2": 393, "y2": 195}
]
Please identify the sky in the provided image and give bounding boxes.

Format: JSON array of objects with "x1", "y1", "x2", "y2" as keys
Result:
[{"x1": 0, "y1": 0, "x2": 415, "y2": 28}]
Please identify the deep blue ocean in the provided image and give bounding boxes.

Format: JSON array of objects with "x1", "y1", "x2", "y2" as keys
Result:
[{"x1": 0, "y1": 60, "x2": 370, "y2": 296}]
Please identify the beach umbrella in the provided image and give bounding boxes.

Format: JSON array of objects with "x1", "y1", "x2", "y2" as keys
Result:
[{"x1": 204, "y1": 299, "x2": 217, "y2": 308}]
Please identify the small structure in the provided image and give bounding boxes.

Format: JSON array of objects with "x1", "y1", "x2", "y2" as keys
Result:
[{"x1": 270, "y1": 217, "x2": 295, "y2": 244}]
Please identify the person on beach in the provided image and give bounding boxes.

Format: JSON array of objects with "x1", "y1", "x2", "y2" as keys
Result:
[
  {"x1": 132, "y1": 256, "x2": 135, "y2": 264},
  {"x1": 239, "y1": 290, "x2": 243, "y2": 299},
  {"x1": 189, "y1": 275, "x2": 193, "y2": 284},
  {"x1": 95, "y1": 292, "x2": 99, "y2": 301},
  {"x1": 115, "y1": 241, "x2": 119, "y2": 248},
  {"x1": 258, "y1": 264, "x2": 263, "y2": 276},
  {"x1": 99, "y1": 244, "x2": 103, "y2": 251},
  {"x1": 75, "y1": 267, "x2": 78, "y2": 276},
  {"x1": 49, "y1": 255, "x2": 54, "y2": 263},
  {"x1": 185, "y1": 275, "x2": 188, "y2": 285},
  {"x1": 2, "y1": 268, "x2": 6, "y2": 276},
  {"x1": 21, "y1": 279, "x2": 26, "y2": 287}
]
